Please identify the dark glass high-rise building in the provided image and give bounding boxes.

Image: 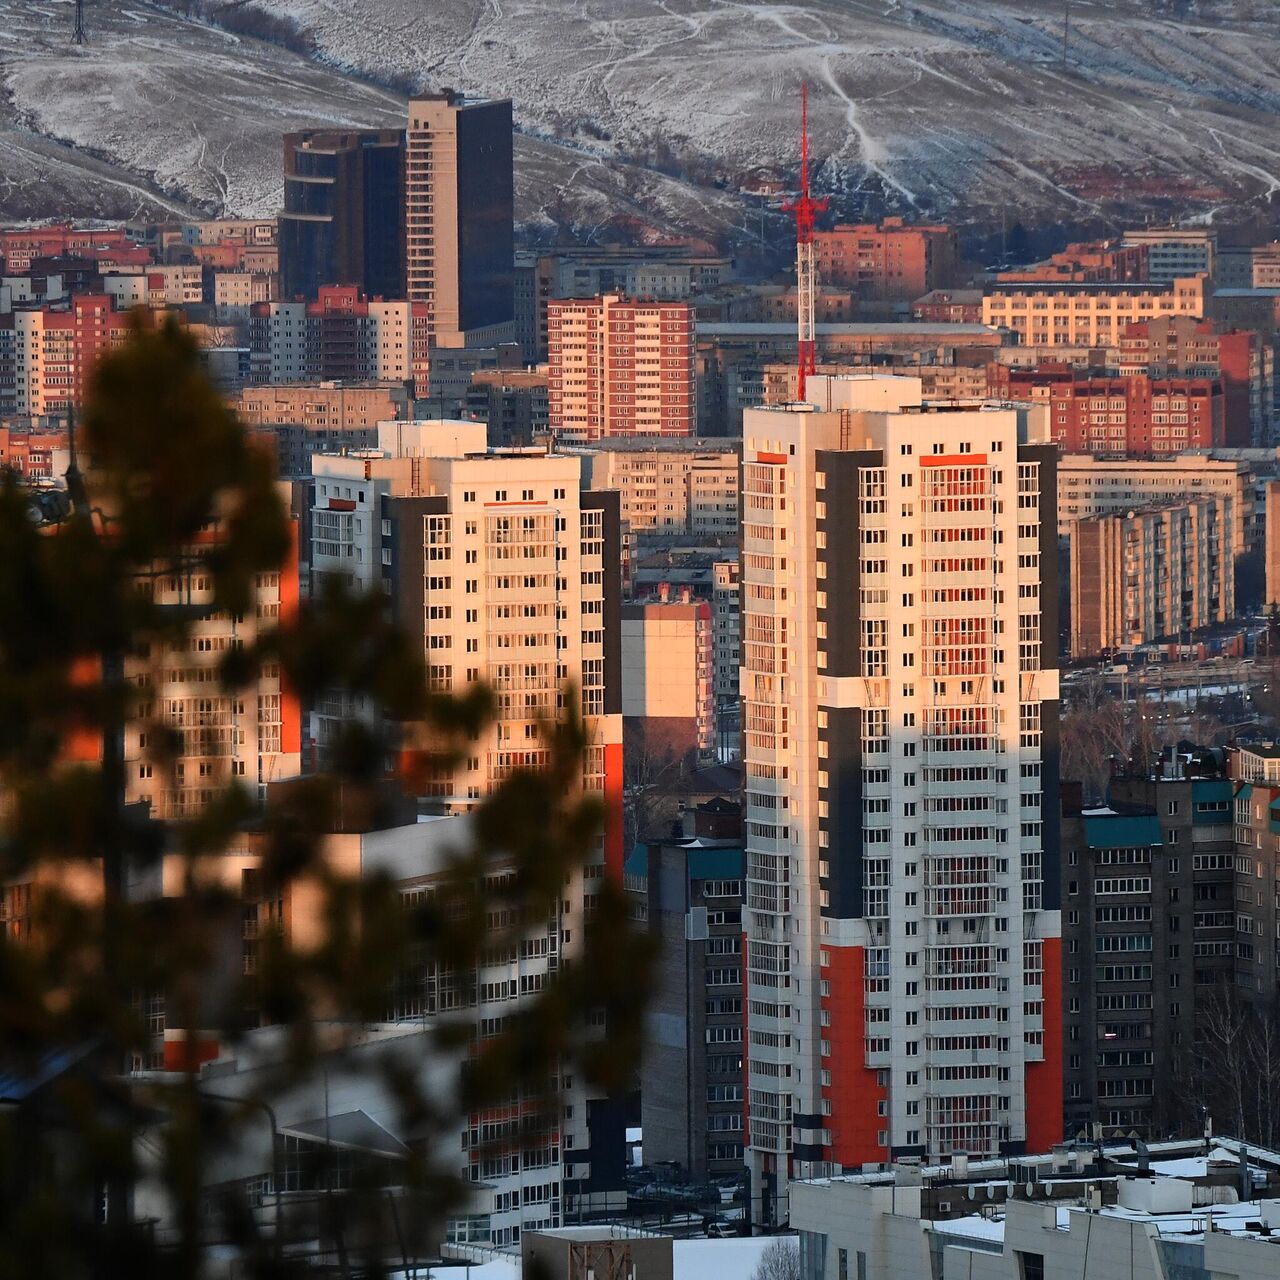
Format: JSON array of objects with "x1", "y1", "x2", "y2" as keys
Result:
[
  {"x1": 279, "y1": 129, "x2": 405, "y2": 301},
  {"x1": 406, "y1": 92, "x2": 514, "y2": 338}
]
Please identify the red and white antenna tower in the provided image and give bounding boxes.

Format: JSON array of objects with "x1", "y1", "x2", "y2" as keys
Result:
[{"x1": 784, "y1": 83, "x2": 827, "y2": 402}]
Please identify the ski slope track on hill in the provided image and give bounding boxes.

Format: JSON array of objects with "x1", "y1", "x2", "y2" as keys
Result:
[{"x1": 3, "y1": 0, "x2": 1280, "y2": 236}]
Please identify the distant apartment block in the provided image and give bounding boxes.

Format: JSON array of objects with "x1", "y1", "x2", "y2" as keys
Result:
[
  {"x1": 519, "y1": 247, "x2": 733, "y2": 361},
  {"x1": 1057, "y1": 452, "x2": 1271, "y2": 562},
  {"x1": 1, "y1": 294, "x2": 132, "y2": 414},
  {"x1": 1061, "y1": 768, "x2": 1235, "y2": 1137},
  {"x1": 626, "y1": 803, "x2": 746, "y2": 1178},
  {"x1": 1267, "y1": 480, "x2": 1280, "y2": 609},
  {"x1": 547, "y1": 295, "x2": 696, "y2": 441},
  {"x1": 630, "y1": 549, "x2": 741, "y2": 713},
  {"x1": 621, "y1": 597, "x2": 716, "y2": 769},
  {"x1": 813, "y1": 218, "x2": 958, "y2": 301},
  {"x1": 997, "y1": 240, "x2": 1148, "y2": 283},
  {"x1": 279, "y1": 128, "x2": 405, "y2": 302},
  {"x1": 1070, "y1": 497, "x2": 1233, "y2": 657},
  {"x1": 1112, "y1": 315, "x2": 1272, "y2": 446},
  {"x1": 465, "y1": 366, "x2": 549, "y2": 447},
  {"x1": 0, "y1": 225, "x2": 145, "y2": 274},
  {"x1": 982, "y1": 277, "x2": 1209, "y2": 346},
  {"x1": 1217, "y1": 241, "x2": 1280, "y2": 289},
  {"x1": 995, "y1": 370, "x2": 1225, "y2": 458},
  {"x1": 578, "y1": 438, "x2": 739, "y2": 546},
  {"x1": 405, "y1": 92, "x2": 514, "y2": 343},
  {"x1": 248, "y1": 286, "x2": 430, "y2": 389},
  {"x1": 1121, "y1": 226, "x2": 1216, "y2": 283},
  {"x1": 232, "y1": 380, "x2": 412, "y2": 477}
]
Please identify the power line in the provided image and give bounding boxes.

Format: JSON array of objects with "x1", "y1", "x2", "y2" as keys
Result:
[{"x1": 73, "y1": 0, "x2": 87, "y2": 45}]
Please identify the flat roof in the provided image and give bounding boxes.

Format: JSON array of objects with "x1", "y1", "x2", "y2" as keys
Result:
[{"x1": 697, "y1": 322, "x2": 998, "y2": 336}]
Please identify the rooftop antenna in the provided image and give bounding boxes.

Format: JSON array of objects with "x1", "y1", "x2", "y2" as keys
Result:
[
  {"x1": 73, "y1": 0, "x2": 87, "y2": 45},
  {"x1": 784, "y1": 82, "x2": 827, "y2": 403}
]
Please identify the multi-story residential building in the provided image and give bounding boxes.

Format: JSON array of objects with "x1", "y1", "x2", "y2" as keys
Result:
[
  {"x1": 547, "y1": 295, "x2": 696, "y2": 441},
  {"x1": 996, "y1": 240, "x2": 1148, "y2": 284},
  {"x1": 213, "y1": 271, "x2": 277, "y2": 320},
  {"x1": 0, "y1": 225, "x2": 145, "y2": 275},
  {"x1": 1218, "y1": 241, "x2": 1280, "y2": 289},
  {"x1": 813, "y1": 219, "x2": 958, "y2": 302},
  {"x1": 621, "y1": 597, "x2": 716, "y2": 769},
  {"x1": 1112, "y1": 316, "x2": 1272, "y2": 446},
  {"x1": 625, "y1": 801, "x2": 746, "y2": 1179},
  {"x1": 1069, "y1": 497, "x2": 1233, "y2": 656},
  {"x1": 1056, "y1": 451, "x2": 1274, "y2": 560},
  {"x1": 248, "y1": 287, "x2": 430, "y2": 390},
  {"x1": 1267, "y1": 480, "x2": 1280, "y2": 608},
  {"x1": 306, "y1": 424, "x2": 626, "y2": 1207},
  {"x1": 279, "y1": 128, "x2": 405, "y2": 302},
  {"x1": 696, "y1": 321, "x2": 1002, "y2": 435},
  {"x1": 518, "y1": 247, "x2": 733, "y2": 362},
  {"x1": 911, "y1": 290, "x2": 984, "y2": 324},
  {"x1": 741, "y1": 374, "x2": 1061, "y2": 1226},
  {"x1": 1122, "y1": 226, "x2": 1217, "y2": 283},
  {"x1": 982, "y1": 277, "x2": 1209, "y2": 347},
  {"x1": 232, "y1": 379, "x2": 412, "y2": 478},
  {"x1": 999, "y1": 371, "x2": 1226, "y2": 458},
  {"x1": 405, "y1": 92, "x2": 514, "y2": 344},
  {"x1": 309, "y1": 425, "x2": 623, "y2": 847},
  {"x1": 3, "y1": 294, "x2": 132, "y2": 414},
  {"x1": 630, "y1": 548, "x2": 741, "y2": 722},
  {"x1": 1060, "y1": 768, "x2": 1235, "y2": 1138},
  {"x1": 577, "y1": 438, "x2": 739, "y2": 549},
  {"x1": 466, "y1": 366, "x2": 549, "y2": 447},
  {"x1": 1225, "y1": 742, "x2": 1280, "y2": 1003}
]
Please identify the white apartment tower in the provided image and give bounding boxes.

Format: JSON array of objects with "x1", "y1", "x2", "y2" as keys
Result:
[
  {"x1": 309, "y1": 425, "x2": 626, "y2": 1222},
  {"x1": 741, "y1": 376, "x2": 1063, "y2": 1226}
]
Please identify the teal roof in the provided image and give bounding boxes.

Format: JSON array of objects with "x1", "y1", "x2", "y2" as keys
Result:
[
  {"x1": 1084, "y1": 814, "x2": 1162, "y2": 849},
  {"x1": 1238, "y1": 783, "x2": 1253, "y2": 804},
  {"x1": 623, "y1": 842, "x2": 744, "y2": 882},
  {"x1": 1193, "y1": 779, "x2": 1232, "y2": 803},
  {"x1": 1192, "y1": 779, "x2": 1233, "y2": 825}
]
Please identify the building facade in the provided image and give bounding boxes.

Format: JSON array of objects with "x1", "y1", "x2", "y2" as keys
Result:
[
  {"x1": 741, "y1": 375, "x2": 1061, "y2": 1225},
  {"x1": 405, "y1": 92, "x2": 514, "y2": 343},
  {"x1": 279, "y1": 128, "x2": 405, "y2": 302},
  {"x1": 1069, "y1": 497, "x2": 1233, "y2": 657},
  {"x1": 982, "y1": 278, "x2": 1209, "y2": 347},
  {"x1": 621, "y1": 598, "x2": 716, "y2": 769},
  {"x1": 813, "y1": 219, "x2": 958, "y2": 302},
  {"x1": 547, "y1": 296, "x2": 696, "y2": 441},
  {"x1": 626, "y1": 805, "x2": 745, "y2": 1179},
  {"x1": 1061, "y1": 773, "x2": 1236, "y2": 1138}
]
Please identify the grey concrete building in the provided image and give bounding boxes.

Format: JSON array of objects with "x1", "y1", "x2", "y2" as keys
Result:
[
  {"x1": 1061, "y1": 765, "x2": 1236, "y2": 1139},
  {"x1": 626, "y1": 804, "x2": 745, "y2": 1179}
]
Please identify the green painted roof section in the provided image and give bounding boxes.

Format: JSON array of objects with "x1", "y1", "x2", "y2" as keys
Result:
[
  {"x1": 1084, "y1": 814, "x2": 1163, "y2": 849},
  {"x1": 1238, "y1": 784, "x2": 1253, "y2": 804},
  {"x1": 1193, "y1": 779, "x2": 1232, "y2": 804},
  {"x1": 1192, "y1": 779, "x2": 1233, "y2": 824},
  {"x1": 624, "y1": 843, "x2": 744, "y2": 882}
]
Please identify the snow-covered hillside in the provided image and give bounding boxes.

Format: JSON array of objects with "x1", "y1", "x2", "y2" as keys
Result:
[{"x1": 2, "y1": 0, "x2": 1280, "y2": 236}]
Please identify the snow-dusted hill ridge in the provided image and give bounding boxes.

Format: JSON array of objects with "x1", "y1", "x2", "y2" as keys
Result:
[{"x1": 3, "y1": 0, "x2": 1280, "y2": 233}]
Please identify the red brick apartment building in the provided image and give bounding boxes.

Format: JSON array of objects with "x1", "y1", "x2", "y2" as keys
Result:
[
  {"x1": 996, "y1": 239, "x2": 1148, "y2": 283},
  {"x1": 812, "y1": 217, "x2": 958, "y2": 301},
  {"x1": 0, "y1": 225, "x2": 150, "y2": 274},
  {"x1": 991, "y1": 366, "x2": 1224, "y2": 457},
  {"x1": 547, "y1": 294, "x2": 695, "y2": 441}
]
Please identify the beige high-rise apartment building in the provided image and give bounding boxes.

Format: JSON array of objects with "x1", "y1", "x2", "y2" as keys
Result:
[
  {"x1": 741, "y1": 375, "x2": 1061, "y2": 1226},
  {"x1": 405, "y1": 92, "x2": 514, "y2": 345}
]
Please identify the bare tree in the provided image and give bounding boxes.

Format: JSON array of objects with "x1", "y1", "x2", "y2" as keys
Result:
[{"x1": 752, "y1": 1237, "x2": 800, "y2": 1280}]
